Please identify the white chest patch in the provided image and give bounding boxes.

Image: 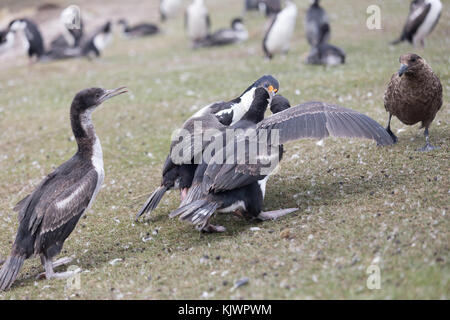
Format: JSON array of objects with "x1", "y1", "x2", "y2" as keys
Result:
[
  {"x1": 161, "y1": 0, "x2": 182, "y2": 18},
  {"x1": 258, "y1": 176, "x2": 270, "y2": 199},
  {"x1": 94, "y1": 32, "x2": 112, "y2": 51},
  {"x1": 265, "y1": 4, "x2": 298, "y2": 54},
  {"x1": 0, "y1": 32, "x2": 15, "y2": 53},
  {"x1": 80, "y1": 110, "x2": 104, "y2": 212},
  {"x1": 88, "y1": 136, "x2": 105, "y2": 211},
  {"x1": 325, "y1": 54, "x2": 342, "y2": 66},
  {"x1": 413, "y1": 0, "x2": 442, "y2": 43},
  {"x1": 217, "y1": 200, "x2": 246, "y2": 213},
  {"x1": 187, "y1": 3, "x2": 209, "y2": 40},
  {"x1": 229, "y1": 87, "x2": 256, "y2": 125}
]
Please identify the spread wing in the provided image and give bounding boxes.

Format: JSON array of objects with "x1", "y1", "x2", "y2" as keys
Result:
[
  {"x1": 202, "y1": 102, "x2": 394, "y2": 193},
  {"x1": 168, "y1": 101, "x2": 231, "y2": 166},
  {"x1": 258, "y1": 101, "x2": 393, "y2": 145}
]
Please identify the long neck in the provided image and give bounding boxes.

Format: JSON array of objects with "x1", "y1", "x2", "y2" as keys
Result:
[
  {"x1": 240, "y1": 94, "x2": 269, "y2": 124},
  {"x1": 70, "y1": 108, "x2": 99, "y2": 158}
]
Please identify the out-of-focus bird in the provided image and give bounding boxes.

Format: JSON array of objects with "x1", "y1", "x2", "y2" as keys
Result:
[
  {"x1": 50, "y1": 6, "x2": 84, "y2": 50},
  {"x1": 305, "y1": 0, "x2": 330, "y2": 47},
  {"x1": 185, "y1": 0, "x2": 210, "y2": 45},
  {"x1": 44, "y1": 21, "x2": 113, "y2": 61},
  {"x1": 0, "y1": 86, "x2": 128, "y2": 291},
  {"x1": 160, "y1": 0, "x2": 183, "y2": 21},
  {"x1": 170, "y1": 98, "x2": 394, "y2": 233},
  {"x1": 194, "y1": 18, "x2": 248, "y2": 48},
  {"x1": 0, "y1": 28, "x2": 15, "y2": 54},
  {"x1": 306, "y1": 42, "x2": 345, "y2": 66},
  {"x1": 391, "y1": 0, "x2": 442, "y2": 47},
  {"x1": 8, "y1": 19, "x2": 45, "y2": 61},
  {"x1": 384, "y1": 53, "x2": 443, "y2": 151},
  {"x1": 136, "y1": 75, "x2": 280, "y2": 220},
  {"x1": 117, "y1": 19, "x2": 159, "y2": 38},
  {"x1": 262, "y1": 0, "x2": 298, "y2": 59}
]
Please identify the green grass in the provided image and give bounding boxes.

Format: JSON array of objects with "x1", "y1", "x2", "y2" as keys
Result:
[{"x1": 0, "y1": 0, "x2": 448, "y2": 299}]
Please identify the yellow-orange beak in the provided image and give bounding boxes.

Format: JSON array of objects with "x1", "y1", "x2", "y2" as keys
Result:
[{"x1": 268, "y1": 85, "x2": 278, "y2": 94}]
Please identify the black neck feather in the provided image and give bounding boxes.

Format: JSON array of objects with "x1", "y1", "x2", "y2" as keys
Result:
[{"x1": 240, "y1": 91, "x2": 269, "y2": 124}]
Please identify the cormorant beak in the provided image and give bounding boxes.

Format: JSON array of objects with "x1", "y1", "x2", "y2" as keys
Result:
[
  {"x1": 398, "y1": 64, "x2": 408, "y2": 77},
  {"x1": 267, "y1": 85, "x2": 278, "y2": 95},
  {"x1": 99, "y1": 86, "x2": 128, "y2": 104}
]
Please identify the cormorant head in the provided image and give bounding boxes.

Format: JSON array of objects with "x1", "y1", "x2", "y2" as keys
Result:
[
  {"x1": 231, "y1": 18, "x2": 245, "y2": 30},
  {"x1": 8, "y1": 19, "x2": 27, "y2": 33},
  {"x1": 71, "y1": 87, "x2": 128, "y2": 113},
  {"x1": 398, "y1": 53, "x2": 424, "y2": 77},
  {"x1": 270, "y1": 94, "x2": 291, "y2": 114},
  {"x1": 60, "y1": 5, "x2": 81, "y2": 31},
  {"x1": 244, "y1": 75, "x2": 279, "y2": 96}
]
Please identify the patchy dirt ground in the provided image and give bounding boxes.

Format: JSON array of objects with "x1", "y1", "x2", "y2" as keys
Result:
[{"x1": 0, "y1": 0, "x2": 448, "y2": 299}]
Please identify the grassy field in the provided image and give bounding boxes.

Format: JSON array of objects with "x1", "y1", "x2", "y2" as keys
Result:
[{"x1": 0, "y1": 0, "x2": 448, "y2": 299}]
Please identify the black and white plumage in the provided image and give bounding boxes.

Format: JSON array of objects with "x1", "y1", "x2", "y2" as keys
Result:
[
  {"x1": 0, "y1": 87, "x2": 127, "y2": 291},
  {"x1": 160, "y1": 0, "x2": 183, "y2": 21},
  {"x1": 117, "y1": 19, "x2": 160, "y2": 38},
  {"x1": 179, "y1": 93, "x2": 289, "y2": 209},
  {"x1": 185, "y1": 0, "x2": 210, "y2": 44},
  {"x1": 8, "y1": 18, "x2": 45, "y2": 60},
  {"x1": 43, "y1": 21, "x2": 113, "y2": 61},
  {"x1": 170, "y1": 87, "x2": 278, "y2": 232},
  {"x1": 135, "y1": 75, "x2": 280, "y2": 220},
  {"x1": 0, "y1": 28, "x2": 15, "y2": 54},
  {"x1": 392, "y1": 0, "x2": 442, "y2": 47},
  {"x1": 262, "y1": 0, "x2": 298, "y2": 59},
  {"x1": 194, "y1": 18, "x2": 248, "y2": 48},
  {"x1": 305, "y1": 0, "x2": 330, "y2": 47},
  {"x1": 171, "y1": 100, "x2": 394, "y2": 232},
  {"x1": 50, "y1": 6, "x2": 84, "y2": 50},
  {"x1": 306, "y1": 42, "x2": 346, "y2": 66},
  {"x1": 82, "y1": 21, "x2": 113, "y2": 58}
]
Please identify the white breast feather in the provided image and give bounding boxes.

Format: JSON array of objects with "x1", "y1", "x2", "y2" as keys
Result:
[
  {"x1": 187, "y1": 3, "x2": 209, "y2": 40},
  {"x1": 413, "y1": 0, "x2": 442, "y2": 43},
  {"x1": 265, "y1": 3, "x2": 298, "y2": 54}
]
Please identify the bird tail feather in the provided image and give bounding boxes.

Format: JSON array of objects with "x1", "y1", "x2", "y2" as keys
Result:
[
  {"x1": 0, "y1": 255, "x2": 25, "y2": 291},
  {"x1": 135, "y1": 186, "x2": 168, "y2": 221},
  {"x1": 179, "y1": 183, "x2": 203, "y2": 207},
  {"x1": 170, "y1": 199, "x2": 219, "y2": 229}
]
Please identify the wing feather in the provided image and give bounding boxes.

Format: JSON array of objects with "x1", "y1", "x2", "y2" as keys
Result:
[
  {"x1": 38, "y1": 169, "x2": 98, "y2": 234},
  {"x1": 202, "y1": 102, "x2": 393, "y2": 193}
]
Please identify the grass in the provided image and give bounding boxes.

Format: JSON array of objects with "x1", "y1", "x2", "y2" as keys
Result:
[{"x1": 0, "y1": 0, "x2": 448, "y2": 299}]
